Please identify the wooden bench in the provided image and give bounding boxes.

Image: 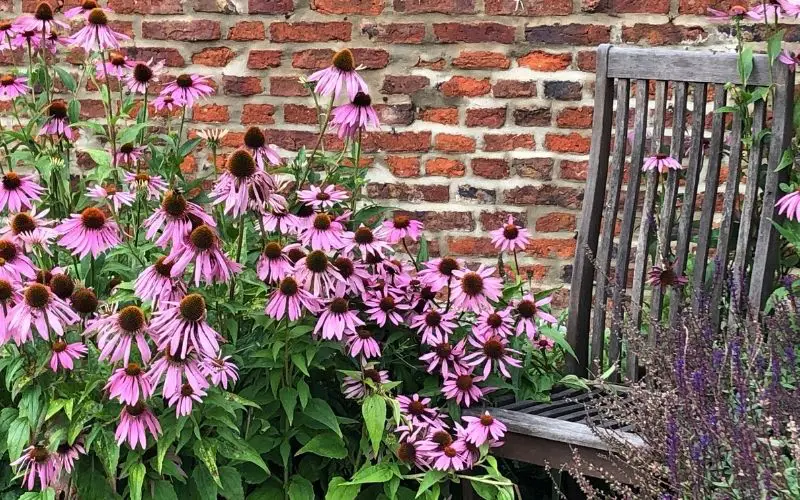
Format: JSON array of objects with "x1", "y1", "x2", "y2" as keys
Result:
[{"x1": 466, "y1": 44, "x2": 794, "y2": 496}]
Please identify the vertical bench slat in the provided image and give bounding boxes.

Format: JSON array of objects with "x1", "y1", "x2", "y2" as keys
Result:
[
  {"x1": 566, "y1": 45, "x2": 615, "y2": 378},
  {"x1": 669, "y1": 82, "x2": 708, "y2": 327},
  {"x1": 628, "y1": 80, "x2": 667, "y2": 379},
  {"x1": 589, "y1": 78, "x2": 631, "y2": 375},
  {"x1": 609, "y1": 79, "x2": 649, "y2": 379},
  {"x1": 692, "y1": 84, "x2": 728, "y2": 308},
  {"x1": 712, "y1": 111, "x2": 744, "y2": 327}
]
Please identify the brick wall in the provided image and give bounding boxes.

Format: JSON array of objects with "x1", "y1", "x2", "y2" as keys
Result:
[{"x1": 7, "y1": 0, "x2": 739, "y2": 294}]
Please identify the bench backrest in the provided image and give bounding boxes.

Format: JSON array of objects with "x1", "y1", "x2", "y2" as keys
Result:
[{"x1": 565, "y1": 44, "x2": 795, "y2": 380}]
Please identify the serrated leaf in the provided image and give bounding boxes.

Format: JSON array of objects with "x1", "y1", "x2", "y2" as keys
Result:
[
  {"x1": 128, "y1": 463, "x2": 146, "y2": 500},
  {"x1": 362, "y1": 395, "x2": 386, "y2": 457},
  {"x1": 288, "y1": 476, "x2": 315, "y2": 500},
  {"x1": 7, "y1": 419, "x2": 29, "y2": 460},
  {"x1": 304, "y1": 398, "x2": 342, "y2": 437},
  {"x1": 344, "y1": 463, "x2": 394, "y2": 485},
  {"x1": 95, "y1": 429, "x2": 120, "y2": 481},
  {"x1": 217, "y1": 435, "x2": 270, "y2": 474},
  {"x1": 45, "y1": 400, "x2": 65, "y2": 421},
  {"x1": 296, "y1": 433, "x2": 347, "y2": 459},
  {"x1": 193, "y1": 439, "x2": 222, "y2": 487},
  {"x1": 219, "y1": 466, "x2": 244, "y2": 500},
  {"x1": 325, "y1": 477, "x2": 360, "y2": 500},
  {"x1": 416, "y1": 470, "x2": 446, "y2": 498}
]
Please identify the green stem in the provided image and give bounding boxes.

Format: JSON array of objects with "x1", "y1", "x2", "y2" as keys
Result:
[
  {"x1": 89, "y1": 255, "x2": 96, "y2": 288},
  {"x1": 228, "y1": 218, "x2": 246, "y2": 300},
  {"x1": 100, "y1": 50, "x2": 119, "y2": 184},
  {"x1": 40, "y1": 22, "x2": 50, "y2": 105},
  {"x1": 306, "y1": 94, "x2": 336, "y2": 166}
]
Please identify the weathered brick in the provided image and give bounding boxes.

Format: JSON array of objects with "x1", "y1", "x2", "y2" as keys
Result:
[
  {"x1": 192, "y1": 47, "x2": 235, "y2": 67},
  {"x1": 248, "y1": 50, "x2": 282, "y2": 69},
  {"x1": 143, "y1": 20, "x2": 220, "y2": 41},
  {"x1": 612, "y1": 0, "x2": 669, "y2": 13},
  {"x1": 447, "y1": 236, "x2": 496, "y2": 257},
  {"x1": 395, "y1": 0, "x2": 475, "y2": 14},
  {"x1": 241, "y1": 104, "x2": 276, "y2": 125},
  {"x1": 419, "y1": 107, "x2": 459, "y2": 125},
  {"x1": 556, "y1": 106, "x2": 593, "y2": 128},
  {"x1": 483, "y1": 134, "x2": 534, "y2": 152},
  {"x1": 480, "y1": 211, "x2": 527, "y2": 231},
  {"x1": 505, "y1": 185, "x2": 583, "y2": 209},
  {"x1": 433, "y1": 22, "x2": 515, "y2": 44},
  {"x1": 375, "y1": 104, "x2": 415, "y2": 126},
  {"x1": 525, "y1": 24, "x2": 610, "y2": 45},
  {"x1": 452, "y1": 51, "x2": 511, "y2": 70},
  {"x1": 108, "y1": 0, "x2": 183, "y2": 14},
  {"x1": 513, "y1": 107, "x2": 552, "y2": 127},
  {"x1": 382, "y1": 75, "x2": 429, "y2": 95},
  {"x1": 416, "y1": 58, "x2": 446, "y2": 70},
  {"x1": 466, "y1": 108, "x2": 506, "y2": 128},
  {"x1": 248, "y1": 0, "x2": 293, "y2": 14},
  {"x1": 427, "y1": 158, "x2": 466, "y2": 177},
  {"x1": 526, "y1": 238, "x2": 577, "y2": 259},
  {"x1": 192, "y1": 104, "x2": 229, "y2": 123},
  {"x1": 284, "y1": 104, "x2": 318, "y2": 125},
  {"x1": 545, "y1": 133, "x2": 591, "y2": 154},
  {"x1": 679, "y1": 0, "x2": 735, "y2": 14},
  {"x1": 458, "y1": 185, "x2": 496, "y2": 204},
  {"x1": 485, "y1": 0, "x2": 572, "y2": 15},
  {"x1": 362, "y1": 132, "x2": 432, "y2": 153},
  {"x1": 544, "y1": 81, "x2": 582, "y2": 100},
  {"x1": 352, "y1": 49, "x2": 390, "y2": 69},
  {"x1": 440, "y1": 76, "x2": 491, "y2": 97},
  {"x1": 576, "y1": 51, "x2": 597, "y2": 72},
  {"x1": 514, "y1": 158, "x2": 554, "y2": 180},
  {"x1": 536, "y1": 212, "x2": 577, "y2": 232},
  {"x1": 416, "y1": 211, "x2": 475, "y2": 231},
  {"x1": 472, "y1": 158, "x2": 509, "y2": 179},
  {"x1": 270, "y1": 22, "x2": 351, "y2": 43},
  {"x1": 194, "y1": 0, "x2": 238, "y2": 13},
  {"x1": 270, "y1": 77, "x2": 310, "y2": 97},
  {"x1": 367, "y1": 183, "x2": 449, "y2": 203},
  {"x1": 493, "y1": 80, "x2": 536, "y2": 98},
  {"x1": 312, "y1": 0, "x2": 383, "y2": 14},
  {"x1": 518, "y1": 51, "x2": 572, "y2": 71},
  {"x1": 435, "y1": 134, "x2": 476, "y2": 153},
  {"x1": 127, "y1": 47, "x2": 184, "y2": 67},
  {"x1": 361, "y1": 23, "x2": 425, "y2": 44},
  {"x1": 229, "y1": 21, "x2": 265, "y2": 41},
  {"x1": 560, "y1": 160, "x2": 589, "y2": 180},
  {"x1": 622, "y1": 24, "x2": 707, "y2": 45},
  {"x1": 386, "y1": 156, "x2": 421, "y2": 178}
]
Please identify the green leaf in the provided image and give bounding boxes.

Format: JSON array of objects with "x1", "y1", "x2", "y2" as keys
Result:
[
  {"x1": 117, "y1": 123, "x2": 151, "y2": 145},
  {"x1": 304, "y1": 398, "x2": 342, "y2": 437},
  {"x1": 296, "y1": 432, "x2": 347, "y2": 459},
  {"x1": 279, "y1": 387, "x2": 298, "y2": 425},
  {"x1": 95, "y1": 429, "x2": 120, "y2": 481},
  {"x1": 219, "y1": 466, "x2": 245, "y2": 500},
  {"x1": 148, "y1": 481, "x2": 178, "y2": 500},
  {"x1": 19, "y1": 386, "x2": 42, "y2": 423},
  {"x1": 291, "y1": 353, "x2": 310, "y2": 376},
  {"x1": 191, "y1": 466, "x2": 218, "y2": 500},
  {"x1": 54, "y1": 66, "x2": 76, "y2": 93},
  {"x1": 416, "y1": 470, "x2": 446, "y2": 498},
  {"x1": 194, "y1": 439, "x2": 222, "y2": 487},
  {"x1": 288, "y1": 476, "x2": 315, "y2": 500},
  {"x1": 296, "y1": 380, "x2": 310, "y2": 409},
  {"x1": 768, "y1": 29, "x2": 786, "y2": 63},
  {"x1": 738, "y1": 45, "x2": 754, "y2": 85},
  {"x1": 7, "y1": 419, "x2": 29, "y2": 460},
  {"x1": 362, "y1": 395, "x2": 386, "y2": 456},
  {"x1": 45, "y1": 399, "x2": 65, "y2": 421},
  {"x1": 325, "y1": 477, "x2": 360, "y2": 500},
  {"x1": 217, "y1": 435, "x2": 270, "y2": 474},
  {"x1": 344, "y1": 463, "x2": 394, "y2": 485},
  {"x1": 128, "y1": 463, "x2": 146, "y2": 500},
  {"x1": 558, "y1": 374, "x2": 590, "y2": 391},
  {"x1": 776, "y1": 148, "x2": 794, "y2": 172}
]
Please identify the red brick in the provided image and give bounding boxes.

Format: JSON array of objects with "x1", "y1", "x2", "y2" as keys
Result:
[
  {"x1": 433, "y1": 23, "x2": 515, "y2": 44},
  {"x1": 367, "y1": 183, "x2": 449, "y2": 203},
  {"x1": 560, "y1": 160, "x2": 589, "y2": 181},
  {"x1": 270, "y1": 22, "x2": 351, "y2": 43},
  {"x1": 108, "y1": 0, "x2": 183, "y2": 14},
  {"x1": 270, "y1": 77, "x2": 310, "y2": 97},
  {"x1": 248, "y1": 50, "x2": 282, "y2": 70},
  {"x1": 374, "y1": 104, "x2": 415, "y2": 126},
  {"x1": 525, "y1": 24, "x2": 610, "y2": 45},
  {"x1": 544, "y1": 82, "x2": 582, "y2": 101},
  {"x1": 440, "y1": 76, "x2": 491, "y2": 97},
  {"x1": 416, "y1": 212, "x2": 474, "y2": 231},
  {"x1": 465, "y1": 108, "x2": 506, "y2": 128},
  {"x1": 142, "y1": 20, "x2": 220, "y2": 41},
  {"x1": 518, "y1": 51, "x2": 572, "y2": 71},
  {"x1": 419, "y1": 107, "x2": 459, "y2": 125},
  {"x1": 79, "y1": 99, "x2": 106, "y2": 119},
  {"x1": 192, "y1": 104, "x2": 229, "y2": 123},
  {"x1": 483, "y1": 134, "x2": 534, "y2": 152},
  {"x1": 447, "y1": 236, "x2": 496, "y2": 257},
  {"x1": 545, "y1": 133, "x2": 591, "y2": 154},
  {"x1": 480, "y1": 211, "x2": 527, "y2": 231},
  {"x1": 622, "y1": 24, "x2": 706, "y2": 46},
  {"x1": 576, "y1": 51, "x2": 596, "y2": 72},
  {"x1": 493, "y1": 80, "x2": 536, "y2": 98},
  {"x1": 312, "y1": 0, "x2": 383, "y2": 14},
  {"x1": 536, "y1": 212, "x2": 577, "y2": 232},
  {"x1": 452, "y1": 51, "x2": 511, "y2": 69},
  {"x1": 611, "y1": 0, "x2": 669, "y2": 13},
  {"x1": 362, "y1": 132, "x2": 432, "y2": 153},
  {"x1": 292, "y1": 49, "x2": 389, "y2": 71},
  {"x1": 435, "y1": 134, "x2": 476, "y2": 153},
  {"x1": 284, "y1": 104, "x2": 318, "y2": 125},
  {"x1": 505, "y1": 185, "x2": 583, "y2": 209},
  {"x1": 241, "y1": 104, "x2": 276, "y2": 125},
  {"x1": 472, "y1": 158, "x2": 509, "y2": 179},
  {"x1": 229, "y1": 21, "x2": 265, "y2": 41},
  {"x1": 361, "y1": 23, "x2": 425, "y2": 44},
  {"x1": 127, "y1": 47, "x2": 185, "y2": 67},
  {"x1": 395, "y1": 0, "x2": 474, "y2": 13},
  {"x1": 416, "y1": 58, "x2": 446, "y2": 70},
  {"x1": 426, "y1": 158, "x2": 466, "y2": 177},
  {"x1": 679, "y1": 0, "x2": 734, "y2": 14},
  {"x1": 352, "y1": 48, "x2": 390, "y2": 69},
  {"x1": 515, "y1": 158, "x2": 553, "y2": 180},
  {"x1": 192, "y1": 47, "x2": 235, "y2": 67},
  {"x1": 514, "y1": 107, "x2": 552, "y2": 127},
  {"x1": 526, "y1": 239, "x2": 576, "y2": 259},
  {"x1": 248, "y1": 0, "x2": 293, "y2": 14},
  {"x1": 485, "y1": 0, "x2": 572, "y2": 15},
  {"x1": 194, "y1": 0, "x2": 235, "y2": 12},
  {"x1": 382, "y1": 75, "x2": 429, "y2": 95},
  {"x1": 223, "y1": 76, "x2": 262, "y2": 96},
  {"x1": 556, "y1": 106, "x2": 593, "y2": 128},
  {"x1": 386, "y1": 156, "x2": 421, "y2": 178}
]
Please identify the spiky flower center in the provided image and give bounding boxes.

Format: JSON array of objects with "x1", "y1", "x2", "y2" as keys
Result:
[
  {"x1": 120, "y1": 142, "x2": 134, "y2": 154},
  {"x1": 0, "y1": 279, "x2": 12, "y2": 301},
  {"x1": 162, "y1": 190, "x2": 187, "y2": 217},
  {"x1": 312, "y1": 213, "x2": 331, "y2": 231},
  {"x1": 125, "y1": 362, "x2": 142, "y2": 376},
  {"x1": 408, "y1": 400, "x2": 426, "y2": 415},
  {"x1": 190, "y1": 224, "x2": 215, "y2": 250},
  {"x1": 180, "y1": 384, "x2": 193, "y2": 397},
  {"x1": 0, "y1": 240, "x2": 16, "y2": 262},
  {"x1": 51, "y1": 340, "x2": 67, "y2": 353},
  {"x1": 133, "y1": 63, "x2": 153, "y2": 84},
  {"x1": 287, "y1": 248, "x2": 305, "y2": 264},
  {"x1": 81, "y1": 207, "x2": 106, "y2": 230},
  {"x1": 315, "y1": 191, "x2": 331, "y2": 201},
  {"x1": 334, "y1": 257, "x2": 353, "y2": 278},
  {"x1": 34, "y1": 2, "x2": 54, "y2": 20},
  {"x1": 0, "y1": 74, "x2": 14, "y2": 86},
  {"x1": 443, "y1": 446, "x2": 457, "y2": 458},
  {"x1": 48, "y1": 101, "x2": 67, "y2": 119},
  {"x1": 10, "y1": 213, "x2": 36, "y2": 235},
  {"x1": 486, "y1": 313, "x2": 503, "y2": 328},
  {"x1": 2, "y1": 172, "x2": 21, "y2": 189},
  {"x1": 438, "y1": 257, "x2": 458, "y2": 276},
  {"x1": 87, "y1": 7, "x2": 107, "y2": 25},
  {"x1": 366, "y1": 254, "x2": 385, "y2": 265},
  {"x1": 227, "y1": 149, "x2": 256, "y2": 179},
  {"x1": 125, "y1": 402, "x2": 146, "y2": 416},
  {"x1": 352, "y1": 92, "x2": 371, "y2": 107},
  {"x1": 354, "y1": 227, "x2": 374, "y2": 245},
  {"x1": 503, "y1": 224, "x2": 519, "y2": 240},
  {"x1": 356, "y1": 328, "x2": 373, "y2": 340},
  {"x1": 432, "y1": 431, "x2": 452, "y2": 447},
  {"x1": 392, "y1": 215, "x2": 410, "y2": 229},
  {"x1": 179, "y1": 294, "x2": 205, "y2": 321},
  {"x1": 460, "y1": 273, "x2": 484, "y2": 296},
  {"x1": 36, "y1": 270, "x2": 53, "y2": 285},
  {"x1": 153, "y1": 256, "x2": 172, "y2": 277},
  {"x1": 363, "y1": 367, "x2": 381, "y2": 384},
  {"x1": 329, "y1": 297, "x2": 348, "y2": 314},
  {"x1": 243, "y1": 126, "x2": 266, "y2": 149},
  {"x1": 0, "y1": 22, "x2": 12, "y2": 31},
  {"x1": 81, "y1": 0, "x2": 98, "y2": 9},
  {"x1": 455, "y1": 374, "x2": 474, "y2": 391},
  {"x1": 263, "y1": 241, "x2": 282, "y2": 259},
  {"x1": 331, "y1": 48, "x2": 355, "y2": 72},
  {"x1": 480, "y1": 414, "x2": 494, "y2": 426},
  {"x1": 658, "y1": 267, "x2": 679, "y2": 286},
  {"x1": 71, "y1": 288, "x2": 98, "y2": 314},
  {"x1": 424, "y1": 310, "x2": 442, "y2": 327},
  {"x1": 420, "y1": 286, "x2": 437, "y2": 301},
  {"x1": 483, "y1": 337, "x2": 504, "y2": 359},
  {"x1": 175, "y1": 74, "x2": 193, "y2": 88},
  {"x1": 30, "y1": 446, "x2": 50, "y2": 463},
  {"x1": 135, "y1": 173, "x2": 150, "y2": 183},
  {"x1": 279, "y1": 277, "x2": 298, "y2": 296},
  {"x1": 296, "y1": 204, "x2": 315, "y2": 218},
  {"x1": 435, "y1": 342, "x2": 452, "y2": 358},
  {"x1": 379, "y1": 296, "x2": 395, "y2": 312},
  {"x1": 517, "y1": 300, "x2": 536, "y2": 318},
  {"x1": 25, "y1": 283, "x2": 50, "y2": 308},
  {"x1": 110, "y1": 51, "x2": 126, "y2": 66},
  {"x1": 118, "y1": 305, "x2": 145, "y2": 332},
  {"x1": 50, "y1": 274, "x2": 75, "y2": 300},
  {"x1": 305, "y1": 250, "x2": 329, "y2": 273},
  {"x1": 397, "y1": 442, "x2": 416, "y2": 462}
]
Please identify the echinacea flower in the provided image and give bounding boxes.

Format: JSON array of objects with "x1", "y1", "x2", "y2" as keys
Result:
[
  {"x1": 299, "y1": 212, "x2": 348, "y2": 252},
  {"x1": 16, "y1": 2, "x2": 68, "y2": 34},
  {"x1": 115, "y1": 142, "x2": 145, "y2": 165},
  {"x1": 49, "y1": 339, "x2": 87, "y2": 371},
  {"x1": 86, "y1": 305, "x2": 154, "y2": 365},
  {"x1": 167, "y1": 224, "x2": 242, "y2": 286},
  {"x1": 417, "y1": 430, "x2": 468, "y2": 472},
  {"x1": 196, "y1": 127, "x2": 229, "y2": 149},
  {"x1": 333, "y1": 256, "x2": 370, "y2": 296},
  {"x1": 490, "y1": 215, "x2": 530, "y2": 252},
  {"x1": 124, "y1": 172, "x2": 168, "y2": 200},
  {"x1": 1, "y1": 209, "x2": 56, "y2": 252},
  {"x1": 779, "y1": 0, "x2": 800, "y2": 17},
  {"x1": 642, "y1": 154, "x2": 682, "y2": 173},
  {"x1": 10, "y1": 29, "x2": 42, "y2": 51},
  {"x1": 463, "y1": 332, "x2": 522, "y2": 378},
  {"x1": 256, "y1": 241, "x2": 296, "y2": 284},
  {"x1": 105, "y1": 362, "x2": 154, "y2": 405},
  {"x1": 167, "y1": 383, "x2": 206, "y2": 417},
  {"x1": 0, "y1": 172, "x2": 44, "y2": 212},
  {"x1": 160, "y1": 73, "x2": 214, "y2": 108},
  {"x1": 330, "y1": 92, "x2": 380, "y2": 140},
  {"x1": 341, "y1": 365, "x2": 388, "y2": 399},
  {"x1": 344, "y1": 225, "x2": 392, "y2": 259},
  {"x1": 514, "y1": 294, "x2": 558, "y2": 341},
  {"x1": 151, "y1": 95, "x2": 179, "y2": 112},
  {"x1": 364, "y1": 289, "x2": 411, "y2": 327},
  {"x1": 441, "y1": 368, "x2": 486, "y2": 407},
  {"x1": 0, "y1": 239, "x2": 37, "y2": 280},
  {"x1": 211, "y1": 149, "x2": 277, "y2": 217},
  {"x1": 65, "y1": 0, "x2": 113, "y2": 19},
  {"x1": 242, "y1": 126, "x2": 281, "y2": 168},
  {"x1": 144, "y1": 189, "x2": 216, "y2": 248},
  {"x1": 450, "y1": 265, "x2": 503, "y2": 314},
  {"x1": 134, "y1": 256, "x2": 187, "y2": 307},
  {"x1": 0, "y1": 278, "x2": 20, "y2": 344},
  {"x1": 535, "y1": 336, "x2": 555, "y2": 351},
  {"x1": 55, "y1": 441, "x2": 85, "y2": 473},
  {"x1": 261, "y1": 209, "x2": 301, "y2": 235},
  {"x1": 395, "y1": 428, "x2": 430, "y2": 469},
  {"x1": 148, "y1": 349, "x2": 208, "y2": 398},
  {"x1": 199, "y1": 355, "x2": 238, "y2": 389},
  {"x1": 0, "y1": 21, "x2": 15, "y2": 51},
  {"x1": 376, "y1": 214, "x2": 423, "y2": 244},
  {"x1": 40, "y1": 100, "x2": 73, "y2": 139},
  {"x1": 779, "y1": 49, "x2": 800, "y2": 69},
  {"x1": 86, "y1": 184, "x2": 135, "y2": 212},
  {"x1": 0, "y1": 73, "x2": 29, "y2": 100},
  {"x1": 308, "y1": 48, "x2": 368, "y2": 100},
  {"x1": 417, "y1": 256, "x2": 464, "y2": 292},
  {"x1": 473, "y1": 308, "x2": 514, "y2": 338},
  {"x1": 265, "y1": 276, "x2": 320, "y2": 321},
  {"x1": 746, "y1": 2, "x2": 782, "y2": 22},
  {"x1": 410, "y1": 307, "x2": 458, "y2": 345},
  {"x1": 115, "y1": 402, "x2": 162, "y2": 449},
  {"x1": 314, "y1": 296, "x2": 364, "y2": 341},
  {"x1": 43, "y1": 28, "x2": 69, "y2": 54},
  {"x1": 293, "y1": 250, "x2": 343, "y2": 297},
  {"x1": 9, "y1": 283, "x2": 79, "y2": 342},
  {"x1": 397, "y1": 394, "x2": 439, "y2": 427},
  {"x1": 125, "y1": 58, "x2": 164, "y2": 94},
  {"x1": 420, "y1": 339, "x2": 467, "y2": 378},
  {"x1": 297, "y1": 184, "x2": 349, "y2": 210},
  {"x1": 11, "y1": 445, "x2": 58, "y2": 491},
  {"x1": 69, "y1": 8, "x2": 129, "y2": 52},
  {"x1": 777, "y1": 189, "x2": 800, "y2": 222},
  {"x1": 55, "y1": 206, "x2": 121, "y2": 258},
  {"x1": 44, "y1": 271, "x2": 74, "y2": 300},
  {"x1": 707, "y1": 4, "x2": 748, "y2": 21},
  {"x1": 648, "y1": 262, "x2": 689, "y2": 289},
  {"x1": 96, "y1": 50, "x2": 134, "y2": 78},
  {"x1": 151, "y1": 294, "x2": 222, "y2": 358},
  {"x1": 70, "y1": 287, "x2": 99, "y2": 317}
]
